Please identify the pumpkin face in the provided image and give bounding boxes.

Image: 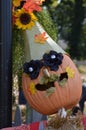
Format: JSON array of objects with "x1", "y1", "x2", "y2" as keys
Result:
[{"x1": 22, "y1": 50, "x2": 82, "y2": 115}]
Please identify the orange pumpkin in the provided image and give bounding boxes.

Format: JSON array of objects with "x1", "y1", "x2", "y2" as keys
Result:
[{"x1": 22, "y1": 51, "x2": 82, "y2": 115}]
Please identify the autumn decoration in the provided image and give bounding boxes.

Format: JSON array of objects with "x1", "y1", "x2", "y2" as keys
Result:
[{"x1": 22, "y1": 50, "x2": 82, "y2": 115}]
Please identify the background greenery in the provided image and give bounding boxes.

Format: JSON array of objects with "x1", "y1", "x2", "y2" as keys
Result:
[{"x1": 44, "y1": 0, "x2": 86, "y2": 60}]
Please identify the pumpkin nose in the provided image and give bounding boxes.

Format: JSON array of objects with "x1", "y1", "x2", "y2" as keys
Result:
[{"x1": 43, "y1": 68, "x2": 50, "y2": 77}]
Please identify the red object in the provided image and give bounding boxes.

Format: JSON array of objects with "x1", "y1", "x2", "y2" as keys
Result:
[
  {"x1": 30, "y1": 122, "x2": 40, "y2": 130},
  {"x1": 83, "y1": 116, "x2": 86, "y2": 130},
  {"x1": 1, "y1": 125, "x2": 30, "y2": 130},
  {"x1": 1, "y1": 121, "x2": 47, "y2": 130},
  {"x1": 2, "y1": 117, "x2": 86, "y2": 130},
  {"x1": 23, "y1": 0, "x2": 42, "y2": 12}
]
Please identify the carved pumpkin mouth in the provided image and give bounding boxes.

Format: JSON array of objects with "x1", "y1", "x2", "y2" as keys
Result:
[
  {"x1": 35, "y1": 72, "x2": 68, "y2": 91},
  {"x1": 35, "y1": 82, "x2": 55, "y2": 91},
  {"x1": 35, "y1": 68, "x2": 57, "y2": 91}
]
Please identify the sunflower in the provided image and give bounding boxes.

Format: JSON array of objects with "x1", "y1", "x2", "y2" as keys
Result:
[{"x1": 15, "y1": 9, "x2": 37, "y2": 30}]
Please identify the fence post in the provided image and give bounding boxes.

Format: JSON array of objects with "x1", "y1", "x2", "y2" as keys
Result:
[
  {"x1": 0, "y1": 0, "x2": 12, "y2": 128},
  {"x1": 13, "y1": 105, "x2": 22, "y2": 126}
]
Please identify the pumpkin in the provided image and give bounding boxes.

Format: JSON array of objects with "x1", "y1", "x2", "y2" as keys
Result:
[{"x1": 22, "y1": 50, "x2": 82, "y2": 115}]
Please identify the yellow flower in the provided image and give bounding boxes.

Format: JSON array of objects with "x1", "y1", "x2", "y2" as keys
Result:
[
  {"x1": 66, "y1": 66, "x2": 75, "y2": 78},
  {"x1": 28, "y1": 82, "x2": 36, "y2": 95},
  {"x1": 34, "y1": 32, "x2": 48, "y2": 44},
  {"x1": 15, "y1": 9, "x2": 37, "y2": 30},
  {"x1": 13, "y1": 0, "x2": 22, "y2": 7}
]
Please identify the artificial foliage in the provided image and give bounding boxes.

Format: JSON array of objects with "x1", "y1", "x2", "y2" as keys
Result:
[
  {"x1": 36, "y1": 7, "x2": 58, "y2": 41},
  {"x1": 12, "y1": 26, "x2": 25, "y2": 88},
  {"x1": 12, "y1": 27, "x2": 24, "y2": 76}
]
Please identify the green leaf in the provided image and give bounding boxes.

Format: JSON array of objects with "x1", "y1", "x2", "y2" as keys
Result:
[
  {"x1": 46, "y1": 87, "x2": 56, "y2": 97},
  {"x1": 49, "y1": 74, "x2": 59, "y2": 82},
  {"x1": 39, "y1": 77, "x2": 49, "y2": 84},
  {"x1": 58, "y1": 78, "x2": 68, "y2": 87},
  {"x1": 39, "y1": 74, "x2": 59, "y2": 85}
]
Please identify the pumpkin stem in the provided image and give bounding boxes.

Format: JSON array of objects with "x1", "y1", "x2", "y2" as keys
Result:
[{"x1": 43, "y1": 68, "x2": 50, "y2": 77}]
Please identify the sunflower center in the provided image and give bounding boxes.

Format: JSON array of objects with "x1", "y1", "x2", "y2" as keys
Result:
[{"x1": 20, "y1": 13, "x2": 31, "y2": 25}]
